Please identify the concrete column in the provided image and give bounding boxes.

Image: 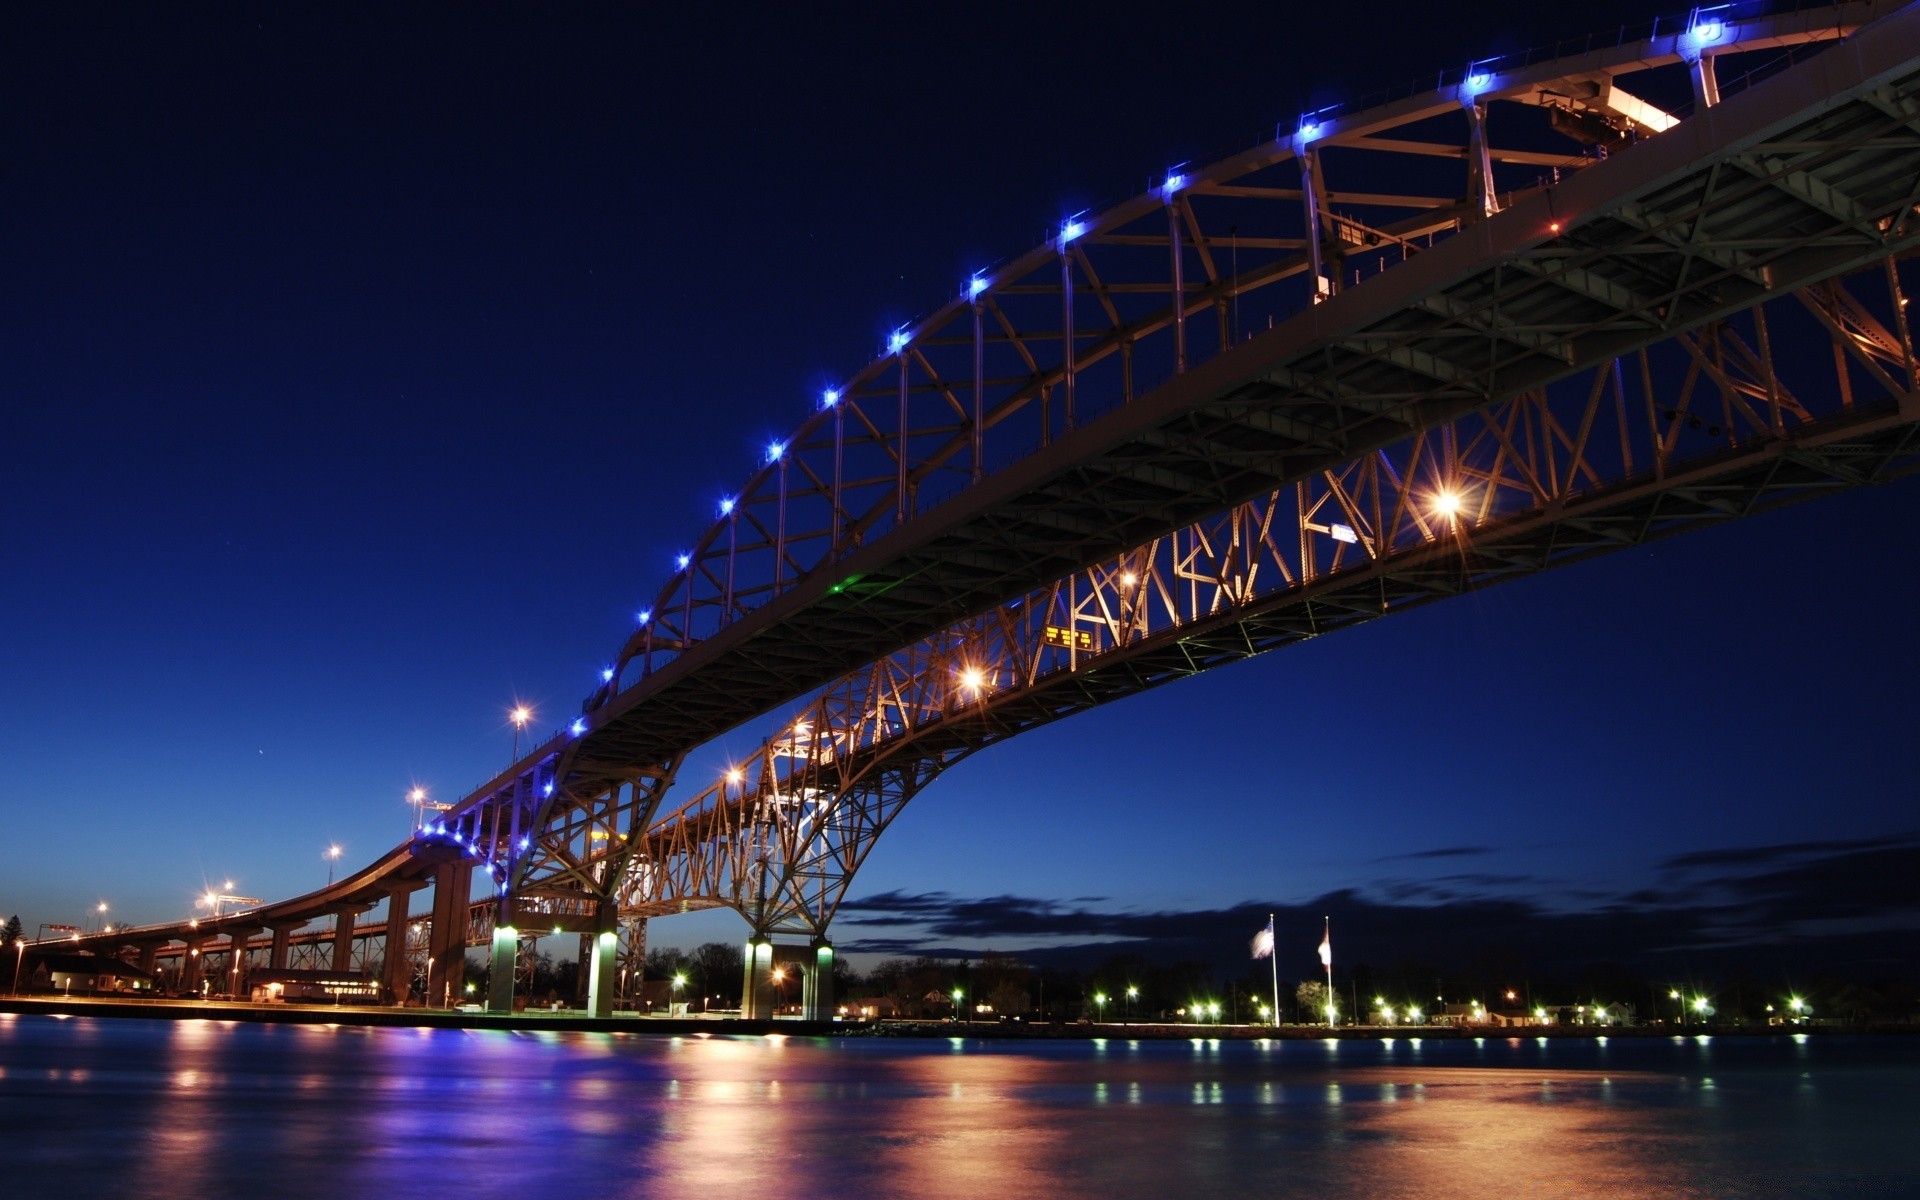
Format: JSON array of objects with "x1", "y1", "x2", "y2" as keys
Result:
[
  {"x1": 267, "y1": 924, "x2": 299, "y2": 970},
  {"x1": 426, "y1": 862, "x2": 472, "y2": 1008},
  {"x1": 486, "y1": 895, "x2": 518, "y2": 1015},
  {"x1": 383, "y1": 884, "x2": 421, "y2": 1005},
  {"x1": 181, "y1": 938, "x2": 206, "y2": 995},
  {"x1": 584, "y1": 902, "x2": 619, "y2": 1019},
  {"x1": 740, "y1": 937, "x2": 774, "y2": 1020},
  {"x1": 137, "y1": 944, "x2": 158, "y2": 975},
  {"x1": 329, "y1": 906, "x2": 371, "y2": 973},
  {"x1": 804, "y1": 938, "x2": 835, "y2": 1022},
  {"x1": 224, "y1": 927, "x2": 260, "y2": 998}
]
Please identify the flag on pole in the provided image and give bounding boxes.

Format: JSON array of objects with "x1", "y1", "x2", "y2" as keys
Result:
[
  {"x1": 1317, "y1": 921, "x2": 1332, "y2": 968},
  {"x1": 1250, "y1": 916, "x2": 1274, "y2": 960}
]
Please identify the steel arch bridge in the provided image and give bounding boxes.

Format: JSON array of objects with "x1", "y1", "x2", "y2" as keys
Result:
[{"x1": 48, "y1": 1, "x2": 1920, "y2": 1021}]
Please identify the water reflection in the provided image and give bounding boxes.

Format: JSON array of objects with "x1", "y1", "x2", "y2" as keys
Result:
[{"x1": 0, "y1": 1018, "x2": 1910, "y2": 1199}]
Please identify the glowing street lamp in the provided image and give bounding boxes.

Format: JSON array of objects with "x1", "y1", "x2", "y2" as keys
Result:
[
  {"x1": 11, "y1": 941, "x2": 25, "y2": 995},
  {"x1": 952, "y1": 987, "x2": 964, "y2": 1024},
  {"x1": 1093, "y1": 992, "x2": 1107, "y2": 1023},
  {"x1": 325, "y1": 844, "x2": 343, "y2": 886},
  {"x1": 672, "y1": 972, "x2": 687, "y2": 1013},
  {"x1": 95, "y1": 901, "x2": 108, "y2": 933},
  {"x1": 1126, "y1": 984, "x2": 1138, "y2": 1025},
  {"x1": 510, "y1": 704, "x2": 533, "y2": 762}
]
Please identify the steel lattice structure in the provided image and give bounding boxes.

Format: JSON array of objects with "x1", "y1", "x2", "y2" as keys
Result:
[
  {"x1": 42, "y1": 2, "x2": 1920, "y2": 1020},
  {"x1": 623, "y1": 269, "x2": 1920, "y2": 946}
]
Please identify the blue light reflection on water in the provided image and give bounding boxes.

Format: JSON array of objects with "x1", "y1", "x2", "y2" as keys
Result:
[{"x1": 0, "y1": 1016, "x2": 1914, "y2": 1199}]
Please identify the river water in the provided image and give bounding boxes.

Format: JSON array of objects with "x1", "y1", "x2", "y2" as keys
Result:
[{"x1": 0, "y1": 1014, "x2": 1913, "y2": 1198}]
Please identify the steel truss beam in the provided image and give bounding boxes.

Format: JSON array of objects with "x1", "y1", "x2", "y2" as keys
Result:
[{"x1": 624, "y1": 265, "x2": 1920, "y2": 937}]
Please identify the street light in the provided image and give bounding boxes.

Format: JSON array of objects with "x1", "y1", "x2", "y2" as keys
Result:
[
  {"x1": 952, "y1": 987, "x2": 964, "y2": 1024},
  {"x1": 510, "y1": 704, "x2": 533, "y2": 761},
  {"x1": 672, "y1": 972, "x2": 687, "y2": 1014},
  {"x1": 1093, "y1": 992, "x2": 1107, "y2": 1023},
  {"x1": 1126, "y1": 984, "x2": 1139, "y2": 1026},
  {"x1": 325, "y1": 844, "x2": 343, "y2": 886},
  {"x1": 95, "y1": 901, "x2": 108, "y2": 933},
  {"x1": 11, "y1": 941, "x2": 25, "y2": 995}
]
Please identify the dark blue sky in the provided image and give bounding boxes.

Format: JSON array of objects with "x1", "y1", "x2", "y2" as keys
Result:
[{"x1": 5, "y1": 2, "x2": 1915, "y2": 980}]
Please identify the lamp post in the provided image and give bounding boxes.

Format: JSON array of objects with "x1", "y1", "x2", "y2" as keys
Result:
[
  {"x1": 510, "y1": 704, "x2": 533, "y2": 763},
  {"x1": 12, "y1": 940, "x2": 25, "y2": 994},
  {"x1": 1093, "y1": 992, "x2": 1107, "y2": 1024},
  {"x1": 672, "y1": 972, "x2": 686, "y2": 1015},
  {"x1": 325, "y1": 844, "x2": 342, "y2": 887},
  {"x1": 1670, "y1": 988, "x2": 1683, "y2": 1026},
  {"x1": 1125, "y1": 984, "x2": 1138, "y2": 1026},
  {"x1": 95, "y1": 902, "x2": 108, "y2": 933},
  {"x1": 952, "y1": 987, "x2": 964, "y2": 1024}
]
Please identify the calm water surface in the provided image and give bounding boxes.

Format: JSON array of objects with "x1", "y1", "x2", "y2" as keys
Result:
[{"x1": 1, "y1": 1014, "x2": 1914, "y2": 1198}]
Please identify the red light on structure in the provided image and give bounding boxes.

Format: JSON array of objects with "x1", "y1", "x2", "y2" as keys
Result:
[{"x1": 1548, "y1": 221, "x2": 1562, "y2": 234}]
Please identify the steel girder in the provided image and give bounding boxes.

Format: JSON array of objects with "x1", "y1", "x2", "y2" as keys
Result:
[{"x1": 621, "y1": 263, "x2": 1920, "y2": 937}]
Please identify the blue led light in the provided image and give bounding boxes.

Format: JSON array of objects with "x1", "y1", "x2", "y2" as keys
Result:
[
  {"x1": 968, "y1": 274, "x2": 988, "y2": 299},
  {"x1": 542, "y1": 782, "x2": 554, "y2": 797},
  {"x1": 719, "y1": 496, "x2": 735, "y2": 516},
  {"x1": 637, "y1": 609, "x2": 652, "y2": 624},
  {"x1": 1060, "y1": 218, "x2": 1086, "y2": 244},
  {"x1": 570, "y1": 718, "x2": 586, "y2": 737},
  {"x1": 1690, "y1": 9, "x2": 1728, "y2": 46},
  {"x1": 1162, "y1": 171, "x2": 1187, "y2": 196},
  {"x1": 518, "y1": 837, "x2": 530, "y2": 851},
  {"x1": 888, "y1": 328, "x2": 909, "y2": 355},
  {"x1": 600, "y1": 667, "x2": 614, "y2": 682},
  {"x1": 1464, "y1": 69, "x2": 1492, "y2": 94},
  {"x1": 1298, "y1": 117, "x2": 1323, "y2": 142},
  {"x1": 675, "y1": 553, "x2": 691, "y2": 570},
  {"x1": 766, "y1": 440, "x2": 785, "y2": 462},
  {"x1": 822, "y1": 388, "x2": 840, "y2": 407}
]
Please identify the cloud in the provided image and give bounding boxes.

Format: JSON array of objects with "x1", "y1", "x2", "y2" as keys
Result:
[
  {"x1": 1660, "y1": 832, "x2": 1919, "y2": 871},
  {"x1": 834, "y1": 834, "x2": 1920, "y2": 979},
  {"x1": 1373, "y1": 846, "x2": 1497, "y2": 862}
]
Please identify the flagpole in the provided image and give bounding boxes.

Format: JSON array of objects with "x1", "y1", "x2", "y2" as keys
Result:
[
  {"x1": 1322, "y1": 916, "x2": 1334, "y2": 1030},
  {"x1": 1268, "y1": 913, "x2": 1279, "y2": 1027}
]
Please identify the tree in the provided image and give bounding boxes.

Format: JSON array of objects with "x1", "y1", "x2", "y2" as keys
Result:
[
  {"x1": 691, "y1": 941, "x2": 744, "y2": 1008},
  {"x1": 1, "y1": 915, "x2": 20, "y2": 948},
  {"x1": 1296, "y1": 980, "x2": 1330, "y2": 1023}
]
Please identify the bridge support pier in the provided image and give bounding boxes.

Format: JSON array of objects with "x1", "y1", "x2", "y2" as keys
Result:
[
  {"x1": 740, "y1": 937, "x2": 775, "y2": 1020},
  {"x1": 267, "y1": 923, "x2": 301, "y2": 971},
  {"x1": 384, "y1": 883, "x2": 422, "y2": 1005},
  {"x1": 181, "y1": 937, "x2": 206, "y2": 995},
  {"x1": 224, "y1": 927, "x2": 259, "y2": 998},
  {"x1": 487, "y1": 896, "x2": 517, "y2": 1015},
  {"x1": 803, "y1": 938, "x2": 835, "y2": 1022},
  {"x1": 426, "y1": 862, "x2": 471, "y2": 1008},
  {"x1": 583, "y1": 902, "x2": 619, "y2": 1019},
  {"x1": 330, "y1": 906, "x2": 371, "y2": 973}
]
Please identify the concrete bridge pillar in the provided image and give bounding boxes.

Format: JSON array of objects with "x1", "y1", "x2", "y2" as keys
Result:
[
  {"x1": 583, "y1": 901, "x2": 619, "y2": 1019},
  {"x1": 330, "y1": 905, "x2": 371, "y2": 973},
  {"x1": 486, "y1": 895, "x2": 517, "y2": 1015},
  {"x1": 136, "y1": 943, "x2": 158, "y2": 976},
  {"x1": 804, "y1": 938, "x2": 835, "y2": 1022},
  {"x1": 425, "y1": 862, "x2": 472, "y2": 1008},
  {"x1": 181, "y1": 938, "x2": 206, "y2": 995},
  {"x1": 267, "y1": 923, "x2": 302, "y2": 970},
  {"x1": 740, "y1": 937, "x2": 775, "y2": 1020},
  {"x1": 224, "y1": 927, "x2": 259, "y2": 997},
  {"x1": 383, "y1": 883, "x2": 423, "y2": 1005}
]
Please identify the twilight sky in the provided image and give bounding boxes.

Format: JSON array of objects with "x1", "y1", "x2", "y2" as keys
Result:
[{"x1": 5, "y1": 2, "x2": 1916, "y2": 982}]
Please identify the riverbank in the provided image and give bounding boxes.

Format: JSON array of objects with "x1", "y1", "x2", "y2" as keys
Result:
[{"x1": 2, "y1": 994, "x2": 1909, "y2": 1039}]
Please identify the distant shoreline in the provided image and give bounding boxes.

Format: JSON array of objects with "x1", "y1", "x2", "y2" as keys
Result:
[{"x1": 2, "y1": 995, "x2": 1910, "y2": 1040}]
